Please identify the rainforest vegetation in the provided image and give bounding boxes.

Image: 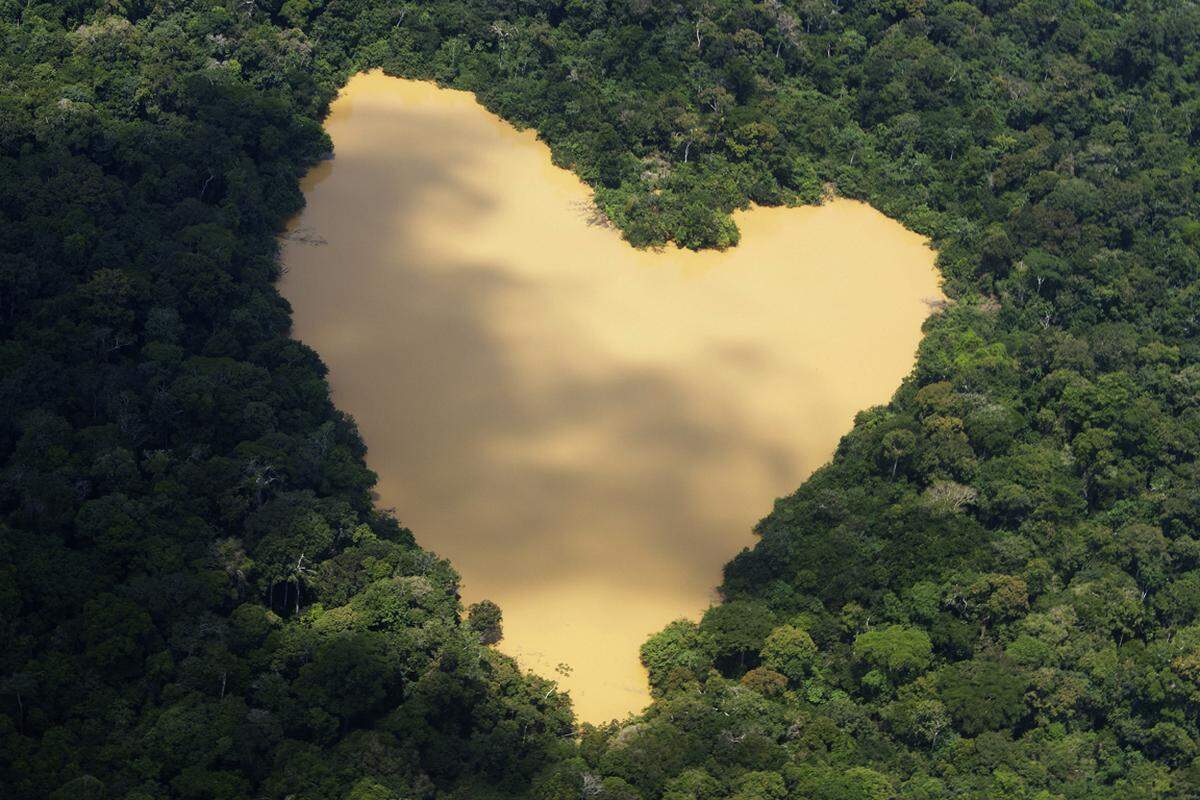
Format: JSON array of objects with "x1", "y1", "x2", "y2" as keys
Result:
[{"x1": 4, "y1": 0, "x2": 1200, "y2": 798}]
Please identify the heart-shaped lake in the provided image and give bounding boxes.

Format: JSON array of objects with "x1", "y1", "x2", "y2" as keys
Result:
[{"x1": 281, "y1": 70, "x2": 941, "y2": 723}]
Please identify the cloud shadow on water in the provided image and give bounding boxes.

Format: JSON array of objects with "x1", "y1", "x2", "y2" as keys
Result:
[
  {"x1": 279, "y1": 72, "x2": 939, "y2": 721},
  {"x1": 284, "y1": 80, "x2": 806, "y2": 599}
]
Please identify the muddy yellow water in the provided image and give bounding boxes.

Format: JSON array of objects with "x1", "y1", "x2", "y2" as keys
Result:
[{"x1": 281, "y1": 70, "x2": 941, "y2": 723}]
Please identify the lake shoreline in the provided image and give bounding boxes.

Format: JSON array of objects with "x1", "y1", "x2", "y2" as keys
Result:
[{"x1": 281, "y1": 70, "x2": 942, "y2": 723}]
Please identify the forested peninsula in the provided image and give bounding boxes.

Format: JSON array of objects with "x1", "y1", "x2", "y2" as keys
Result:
[{"x1": 4, "y1": 1, "x2": 1200, "y2": 799}]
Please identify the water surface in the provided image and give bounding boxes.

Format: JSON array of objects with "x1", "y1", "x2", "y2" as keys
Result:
[{"x1": 281, "y1": 71, "x2": 941, "y2": 722}]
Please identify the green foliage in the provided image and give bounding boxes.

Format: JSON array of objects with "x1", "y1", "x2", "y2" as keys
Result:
[
  {"x1": 853, "y1": 625, "x2": 933, "y2": 680},
  {"x1": 640, "y1": 619, "x2": 714, "y2": 694},
  {"x1": 699, "y1": 601, "x2": 776, "y2": 673},
  {"x1": 760, "y1": 624, "x2": 818, "y2": 684},
  {"x1": 6, "y1": 0, "x2": 1200, "y2": 796},
  {"x1": 935, "y1": 659, "x2": 1029, "y2": 737},
  {"x1": 467, "y1": 599, "x2": 504, "y2": 645}
]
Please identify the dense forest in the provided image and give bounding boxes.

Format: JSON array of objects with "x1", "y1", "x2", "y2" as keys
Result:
[{"x1": 4, "y1": 0, "x2": 1200, "y2": 798}]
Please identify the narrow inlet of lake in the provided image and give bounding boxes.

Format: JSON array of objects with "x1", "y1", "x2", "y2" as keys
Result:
[{"x1": 281, "y1": 70, "x2": 941, "y2": 723}]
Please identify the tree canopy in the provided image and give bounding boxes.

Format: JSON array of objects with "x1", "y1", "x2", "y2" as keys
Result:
[{"x1": 5, "y1": 0, "x2": 1200, "y2": 797}]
